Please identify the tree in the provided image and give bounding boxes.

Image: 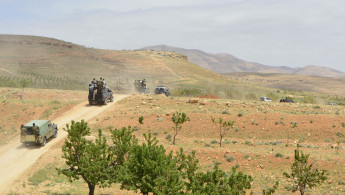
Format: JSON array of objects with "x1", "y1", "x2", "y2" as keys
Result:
[
  {"x1": 20, "y1": 78, "x2": 31, "y2": 100},
  {"x1": 110, "y1": 126, "x2": 138, "y2": 166},
  {"x1": 211, "y1": 117, "x2": 235, "y2": 147},
  {"x1": 171, "y1": 112, "x2": 190, "y2": 145},
  {"x1": 186, "y1": 163, "x2": 253, "y2": 194},
  {"x1": 58, "y1": 120, "x2": 116, "y2": 195},
  {"x1": 283, "y1": 146, "x2": 327, "y2": 195},
  {"x1": 119, "y1": 133, "x2": 184, "y2": 194},
  {"x1": 138, "y1": 116, "x2": 144, "y2": 125}
]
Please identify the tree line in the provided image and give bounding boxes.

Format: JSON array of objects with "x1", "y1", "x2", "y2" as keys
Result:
[{"x1": 58, "y1": 112, "x2": 327, "y2": 195}]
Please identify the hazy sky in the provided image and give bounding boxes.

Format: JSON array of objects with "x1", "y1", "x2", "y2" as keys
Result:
[{"x1": 1, "y1": 0, "x2": 344, "y2": 71}]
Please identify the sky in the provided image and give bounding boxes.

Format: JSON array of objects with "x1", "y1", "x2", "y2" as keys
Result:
[{"x1": 1, "y1": 0, "x2": 345, "y2": 72}]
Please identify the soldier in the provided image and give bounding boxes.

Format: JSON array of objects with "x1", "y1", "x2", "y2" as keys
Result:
[
  {"x1": 103, "y1": 78, "x2": 106, "y2": 86},
  {"x1": 93, "y1": 80, "x2": 98, "y2": 100},
  {"x1": 92, "y1": 78, "x2": 96, "y2": 85},
  {"x1": 32, "y1": 123, "x2": 39, "y2": 141}
]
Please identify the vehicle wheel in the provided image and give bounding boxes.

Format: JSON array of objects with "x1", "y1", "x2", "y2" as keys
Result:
[
  {"x1": 110, "y1": 96, "x2": 114, "y2": 102},
  {"x1": 41, "y1": 137, "x2": 47, "y2": 146},
  {"x1": 104, "y1": 98, "x2": 108, "y2": 105},
  {"x1": 89, "y1": 101, "x2": 92, "y2": 105},
  {"x1": 53, "y1": 129, "x2": 58, "y2": 138}
]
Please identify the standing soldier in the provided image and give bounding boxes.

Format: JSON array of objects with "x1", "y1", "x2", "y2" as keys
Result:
[{"x1": 32, "y1": 123, "x2": 39, "y2": 142}]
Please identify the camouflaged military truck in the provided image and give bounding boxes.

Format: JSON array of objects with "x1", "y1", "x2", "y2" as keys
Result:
[{"x1": 20, "y1": 120, "x2": 58, "y2": 146}]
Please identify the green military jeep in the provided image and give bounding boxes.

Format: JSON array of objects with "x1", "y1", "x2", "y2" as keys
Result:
[{"x1": 20, "y1": 120, "x2": 58, "y2": 146}]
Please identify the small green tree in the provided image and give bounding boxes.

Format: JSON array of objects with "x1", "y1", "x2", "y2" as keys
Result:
[
  {"x1": 283, "y1": 146, "x2": 327, "y2": 195},
  {"x1": 58, "y1": 120, "x2": 115, "y2": 195},
  {"x1": 20, "y1": 78, "x2": 31, "y2": 100},
  {"x1": 119, "y1": 133, "x2": 184, "y2": 194},
  {"x1": 211, "y1": 117, "x2": 235, "y2": 147},
  {"x1": 110, "y1": 126, "x2": 138, "y2": 166},
  {"x1": 171, "y1": 112, "x2": 190, "y2": 145},
  {"x1": 186, "y1": 163, "x2": 253, "y2": 194},
  {"x1": 138, "y1": 116, "x2": 144, "y2": 125}
]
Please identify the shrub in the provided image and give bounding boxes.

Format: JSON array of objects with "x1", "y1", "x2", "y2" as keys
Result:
[
  {"x1": 275, "y1": 153, "x2": 283, "y2": 158},
  {"x1": 336, "y1": 132, "x2": 344, "y2": 138},
  {"x1": 244, "y1": 140, "x2": 251, "y2": 145},
  {"x1": 211, "y1": 140, "x2": 218, "y2": 144},
  {"x1": 153, "y1": 131, "x2": 159, "y2": 136},
  {"x1": 226, "y1": 156, "x2": 235, "y2": 162},
  {"x1": 165, "y1": 134, "x2": 172, "y2": 140},
  {"x1": 223, "y1": 140, "x2": 230, "y2": 144},
  {"x1": 237, "y1": 113, "x2": 243, "y2": 117},
  {"x1": 221, "y1": 110, "x2": 231, "y2": 115}
]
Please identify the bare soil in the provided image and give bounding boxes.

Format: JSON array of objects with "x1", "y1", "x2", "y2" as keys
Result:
[{"x1": 0, "y1": 94, "x2": 128, "y2": 194}]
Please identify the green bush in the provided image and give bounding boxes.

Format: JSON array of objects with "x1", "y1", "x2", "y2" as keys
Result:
[
  {"x1": 226, "y1": 156, "x2": 235, "y2": 162},
  {"x1": 211, "y1": 140, "x2": 218, "y2": 144},
  {"x1": 275, "y1": 153, "x2": 283, "y2": 158},
  {"x1": 165, "y1": 134, "x2": 172, "y2": 140},
  {"x1": 221, "y1": 110, "x2": 231, "y2": 115}
]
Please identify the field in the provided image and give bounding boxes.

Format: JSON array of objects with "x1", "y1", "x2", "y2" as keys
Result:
[
  {"x1": 5, "y1": 92, "x2": 345, "y2": 194},
  {"x1": 0, "y1": 88, "x2": 86, "y2": 145},
  {"x1": 1, "y1": 35, "x2": 345, "y2": 194}
]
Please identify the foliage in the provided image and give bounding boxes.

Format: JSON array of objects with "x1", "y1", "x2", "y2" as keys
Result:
[
  {"x1": 186, "y1": 164, "x2": 253, "y2": 194},
  {"x1": 58, "y1": 120, "x2": 115, "y2": 195},
  {"x1": 283, "y1": 146, "x2": 327, "y2": 195},
  {"x1": 138, "y1": 116, "x2": 144, "y2": 125},
  {"x1": 171, "y1": 112, "x2": 190, "y2": 145},
  {"x1": 171, "y1": 87, "x2": 203, "y2": 96},
  {"x1": 110, "y1": 126, "x2": 138, "y2": 166},
  {"x1": 118, "y1": 133, "x2": 185, "y2": 195},
  {"x1": 262, "y1": 181, "x2": 279, "y2": 195},
  {"x1": 211, "y1": 117, "x2": 235, "y2": 147}
]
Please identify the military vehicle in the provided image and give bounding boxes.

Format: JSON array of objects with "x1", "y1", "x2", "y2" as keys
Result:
[
  {"x1": 20, "y1": 120, "x2": 58, "y2": 146},
  {"x1": 134, "y1": 79, "x2": 149, "y2": 94},
  {"x1": 89, "y1": 80, "x2": 114, "y2": 105},
  {"x1": 280, "y1": 97, "x2": 294, "y2": 103},
  {"x1": 154, "y1": 86, "x2": 170, "y2": 96}
]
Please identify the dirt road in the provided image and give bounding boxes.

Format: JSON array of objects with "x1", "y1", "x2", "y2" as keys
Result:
[{"x1": 0, "y1": 95, "x2": 128, "y2": 193}]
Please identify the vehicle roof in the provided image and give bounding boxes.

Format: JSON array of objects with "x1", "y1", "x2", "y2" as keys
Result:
[
  {"x1": 24, "y1": 120, "x2": 50, "y2": 127},
  {"x1": 155, "y1": 86, "x2": 167, "y2": 88}
]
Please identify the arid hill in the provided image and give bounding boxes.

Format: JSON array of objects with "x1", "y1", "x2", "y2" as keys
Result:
[{"x1": 141, "y1": 45, "x2": 345, "y2": 78}]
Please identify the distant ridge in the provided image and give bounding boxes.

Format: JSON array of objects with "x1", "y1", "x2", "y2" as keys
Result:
[{"x1": 141, "y1": 45, "x2": 345, "y2": 78}]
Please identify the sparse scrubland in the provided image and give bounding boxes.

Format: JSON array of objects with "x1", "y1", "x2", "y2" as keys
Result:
[{"x1": 5, "y1": 93, "x2": 345, "y2": 194}]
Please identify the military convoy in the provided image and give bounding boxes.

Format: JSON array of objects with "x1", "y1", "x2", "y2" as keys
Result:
[
  {"x1": 20, "y1": 120, "x2": 58, "y2": 146},
  {"x1": 88, "y1": 79, "x2": 114, "y2": 105},
  {"x1": 134, "y1": 79, "x2": 149, "y2": 94}
]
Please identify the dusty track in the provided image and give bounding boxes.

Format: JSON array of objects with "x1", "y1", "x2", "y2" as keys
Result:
[{"x1": 0, "y1": 95, "x2": 128, "y2": 193}]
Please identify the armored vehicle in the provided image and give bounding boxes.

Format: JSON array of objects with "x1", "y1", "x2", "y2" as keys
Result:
[
  {"x1": 134, "y1": 79, "x2": 149, "y2": 94},
  {"x1": 89, "y1": 80, "x2": 114, "y2": 105},
  {"x1": 20, "y1": 120, "x2": 58, "y2": 146},
  {"x1": 154, "y1": 86, "x2": 170, "y2": 96}
]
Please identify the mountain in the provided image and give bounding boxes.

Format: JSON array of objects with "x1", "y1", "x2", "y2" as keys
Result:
[
  {"x1": 1, "y1": 35, "x2": 344, "y2": 98},
  {"x1": 141, "y1": 45, "x2": 345, "y2": 78},
  {"x1": 292, "y1": 65, "x2": 345, "y2": 78},
  {"x1": 0, "y1": 34, "x2": 249, "y2": 92}
]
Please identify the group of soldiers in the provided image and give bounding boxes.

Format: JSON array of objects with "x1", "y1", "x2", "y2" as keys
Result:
[
  {"x1": 134, "y1": 79, "x2": 146, "y2": 88},
  {"x1": 89, "y1": 77, "x2": 107, "y2": 100}
]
